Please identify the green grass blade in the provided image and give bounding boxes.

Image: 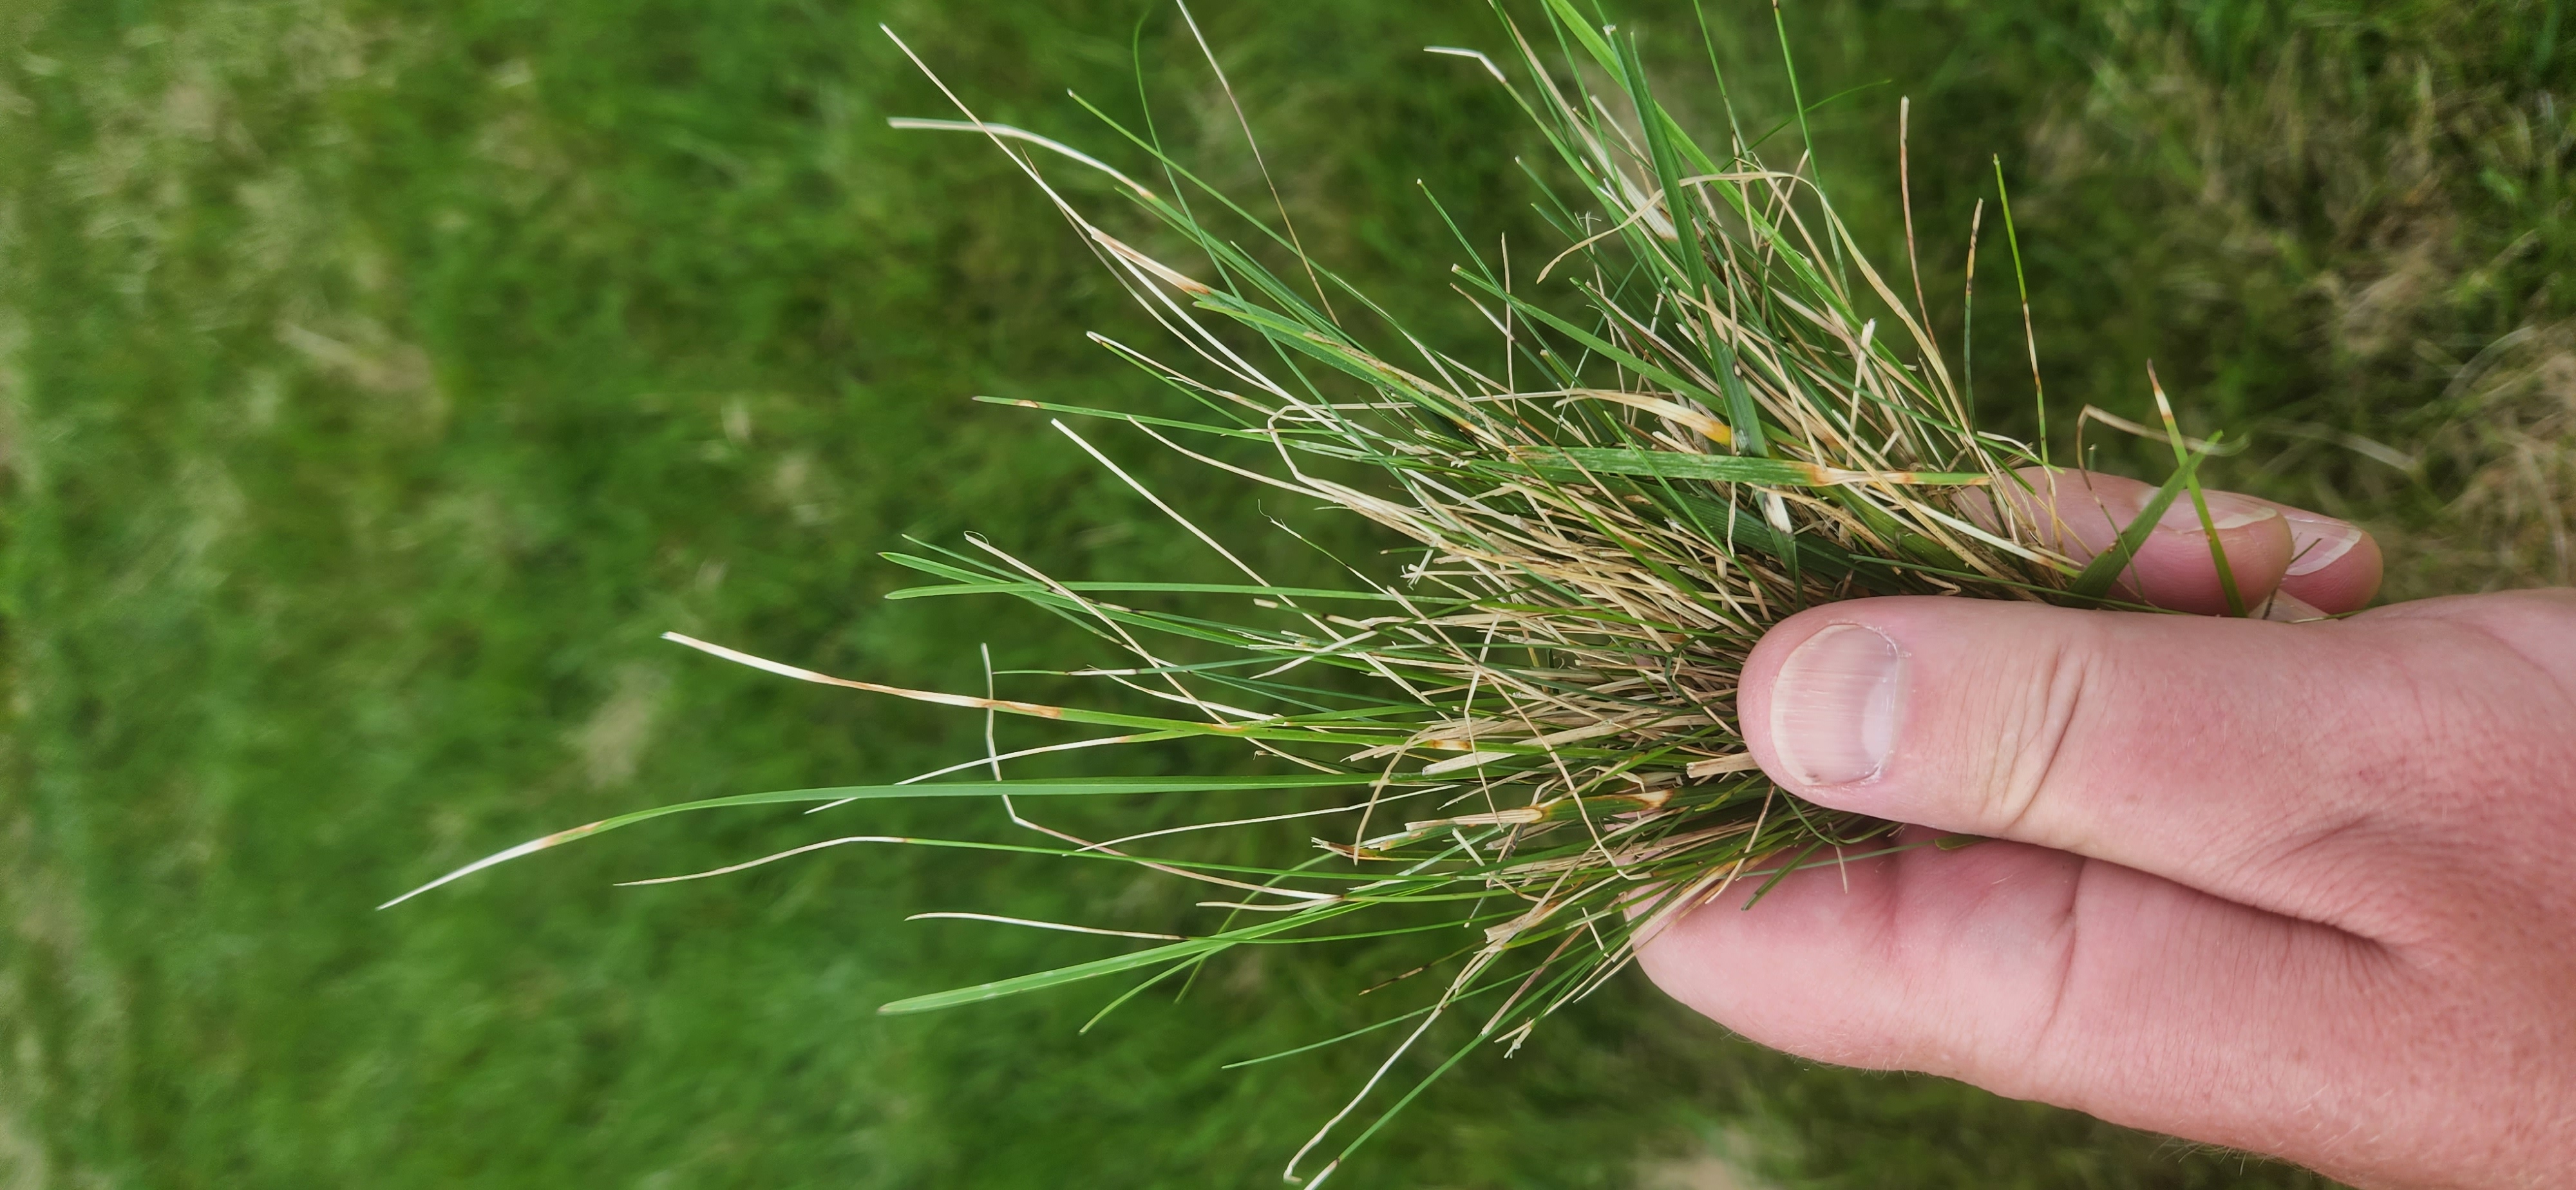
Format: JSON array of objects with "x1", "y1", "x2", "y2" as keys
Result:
[
  {"x1": 381, "y1": 775, "x2": 1399, "y2": 909},
  {"x1": 2067, "y1": 446, "x2": 2212, "y2": 601},
  {"x1": 881, "y1": 903, "x2": 1363, "y2": 1015}
]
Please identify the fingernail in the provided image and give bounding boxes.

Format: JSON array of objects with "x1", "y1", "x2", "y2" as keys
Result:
[
  {"x1": 2155, "y1": 490, "x2": 2278, "y2": 533},
  {"x1": 1769, "y1": 624, "x2": 1906, "y2": 786},
  {"x1": 2281, "y1": 512, "x2": 2362, "y2": 576}
]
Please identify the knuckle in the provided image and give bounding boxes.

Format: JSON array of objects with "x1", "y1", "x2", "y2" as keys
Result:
[{"x1": 1977, "y1": 632, "x2": 2091, "y2": 836}]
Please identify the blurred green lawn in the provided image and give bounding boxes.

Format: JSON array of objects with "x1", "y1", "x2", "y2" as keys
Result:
[{"x1": 4, "y1": 1, "x2": 2563, "y2": 1186}]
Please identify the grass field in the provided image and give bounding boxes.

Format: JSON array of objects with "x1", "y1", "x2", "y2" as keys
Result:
[{"x1": 4, "y1": 1, "x2": 2566, "y2": 1186}]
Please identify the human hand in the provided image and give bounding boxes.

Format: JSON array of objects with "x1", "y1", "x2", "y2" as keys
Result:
[{"x1": 1636, "y1": 469, "x2": 2576, "y2": 1189}]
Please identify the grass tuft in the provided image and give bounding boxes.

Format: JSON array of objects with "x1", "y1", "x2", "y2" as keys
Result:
[{"x1": 392, "y1": 2, "x2": 2256, "y2": 1176}]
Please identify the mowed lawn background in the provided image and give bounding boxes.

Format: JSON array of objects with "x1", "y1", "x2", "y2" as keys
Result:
[{"x1": 3, "y1": 1, "x2": 2566, "y2": 1186}]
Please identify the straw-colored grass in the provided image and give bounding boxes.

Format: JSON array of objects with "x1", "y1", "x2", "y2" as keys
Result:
[{"x1": 388, "y1": 2, "x2": 2241, "y2": 1180}]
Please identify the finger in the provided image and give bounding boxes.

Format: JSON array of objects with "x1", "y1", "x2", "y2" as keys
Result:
[
  {"x1": 1737, "y1": 596, "x2": 2506, "y2": 927},
  {"x1": 1966, "y1": 467, "x2": 2293, "y2": 614},
  {"x1": 2257, "y1": 499, "x2": 2383, "y2": 613},
  {"x1": 1634, "y1": 840, "x2": 2412, "y2": 1185}
]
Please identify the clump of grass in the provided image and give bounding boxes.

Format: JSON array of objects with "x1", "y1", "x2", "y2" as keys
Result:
[
  {"x1": 387, "y1": 2, "x2": 2228, "y2": 1180},
  {"x1": 2429, "y1": 319, "x2": 2576, "y2": 585}
]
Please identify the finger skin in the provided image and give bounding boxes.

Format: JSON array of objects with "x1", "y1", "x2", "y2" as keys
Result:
[
  {"x1": 1967, "y1": 468, "x2": 2296, "y2": 614},
  {"x1": 1634, "y1": 838, "x2": 2565, "y2": 1189},
  {"x1": 1735, "y1": 596, "x2": 2575, "y2": 932},
  {"x1": 1640, "y1": 589, "x2": 2576, "y2": 1188},
  {"x1": 1634, "y1": 842, "x2": 2398, "y2": 1176}
]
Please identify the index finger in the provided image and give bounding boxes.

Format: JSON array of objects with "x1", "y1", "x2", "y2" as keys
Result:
[{"x1": 1965, "y1": 468, "x2": 2381, "y2": 616}]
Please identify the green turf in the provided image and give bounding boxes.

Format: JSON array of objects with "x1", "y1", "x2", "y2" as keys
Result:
[{"x1": 4, "y1": 1, "x2": 2561, "y2": 1185}]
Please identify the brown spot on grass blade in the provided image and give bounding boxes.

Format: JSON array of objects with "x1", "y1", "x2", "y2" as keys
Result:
[
  {"x1": 1573, "y1": 389, "x2": 1734, "y2": 445},
  {"x1": 1419, "y1": 750, "x2": 1514, "y2": 775},
  {"x1": 1088, "y1": 228, "x2": 1213, "y2": 296},
  {"x1": 883, "y1": 116, "x2": 1160, "y2": 202},
  {"x1": 1685, "y1": 754, "x2": 1763, "y2": 779},
  {"x1": 1405, "y1": 806, "x2": 1545, "y2": 831},
  {"x1": 1510, "y1": 446, "x2": 1991, "y2": 488},
  {"x1": 906, "y1": 912, "x2": 1186, "y2": 941},
  {"x1": 377, "y1": 820, "x2": 605, "y2": 909},
  {"x1": 614, "y1": 836, "x2": 918, "y2": 887},
  {"x1": 663, "y1": 631, "x2": 1068, "y2": 717}
]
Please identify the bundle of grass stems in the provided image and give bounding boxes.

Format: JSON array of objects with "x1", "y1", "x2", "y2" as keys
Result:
[{"x1": 390, "y1": 2, "x2": 2241, "y2": 1180}]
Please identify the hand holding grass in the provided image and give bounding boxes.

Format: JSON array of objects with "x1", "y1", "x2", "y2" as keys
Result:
[
  {"x1": 406, "y1": 11, "x2": 2564, "y2": 1177},
  {"x1": 1642, "y1": 471, "x2": 2576, "y2": 1189}
]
